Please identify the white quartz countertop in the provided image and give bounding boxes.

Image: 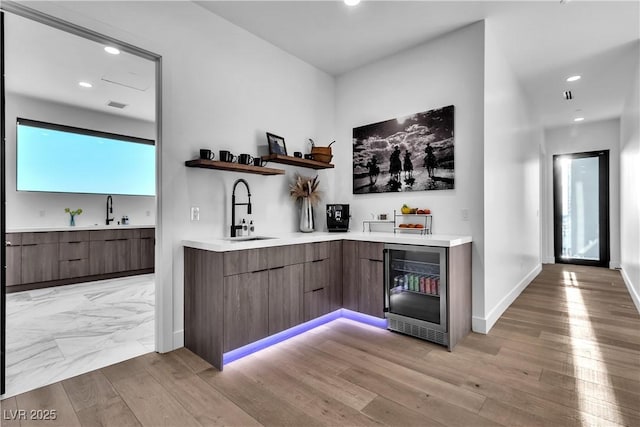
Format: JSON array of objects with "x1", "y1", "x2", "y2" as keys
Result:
[
  {"x1": 7, "y1": 224, "x2": 155, "y2": 233},
  {"x1": 182, "y1": 231, "x2": 472, "y2": 252}
]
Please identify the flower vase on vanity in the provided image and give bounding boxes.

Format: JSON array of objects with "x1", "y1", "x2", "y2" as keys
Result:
[
  {"x1": 64, "y1": 207, "x2": 83, "y2": 226},
  {"x1": 289, "y1": 174, "x2": 320, "y2": 232}
]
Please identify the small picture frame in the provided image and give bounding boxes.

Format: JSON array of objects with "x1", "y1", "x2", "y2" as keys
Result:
[{"x1": 266, "y1": 132, "x2": 287, "y2": 156}]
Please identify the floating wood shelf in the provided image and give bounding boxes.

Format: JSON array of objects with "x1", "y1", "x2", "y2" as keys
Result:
[
  {"x1": 261, "y1": 154, "x2": 335, "y2": 170},
  {"x1": 185, "y1": 159, "x2": 285, "y2": 175}
]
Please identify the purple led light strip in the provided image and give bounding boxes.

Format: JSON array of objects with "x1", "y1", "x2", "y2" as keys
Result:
[{"x1": 222, "y1": 309, "x2": 388, "y2": 365}]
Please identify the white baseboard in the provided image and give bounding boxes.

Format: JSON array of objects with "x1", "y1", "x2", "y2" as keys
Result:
[
  {"x1": 542, "y1": 257, "x2": 555, "y2": 264},
  {"x1": 610, "y1": 261, "x2": 621, "y2": 269},
  {"x1": 173, "y1": 329, "x2": 184, "y2": 349},
  {"x1": 472, "y1": 263, "x2": 542, "y2": 334},
  {"x1": 621, "y1": 268, "x2": 640, "y2": 314}
]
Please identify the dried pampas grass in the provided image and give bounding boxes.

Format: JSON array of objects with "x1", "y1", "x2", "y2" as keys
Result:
[{"x1": 289, "y1": 174, "x2": 322, "y2": 206}]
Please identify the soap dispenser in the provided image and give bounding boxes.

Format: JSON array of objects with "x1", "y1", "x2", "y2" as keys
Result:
[{"x1": 241, "y1": 219, "x2": 248, "y2": 236}]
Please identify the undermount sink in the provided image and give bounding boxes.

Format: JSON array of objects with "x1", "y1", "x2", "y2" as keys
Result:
[{"x1": 225, "y1": 236, "x2": 276, "y2": 242}]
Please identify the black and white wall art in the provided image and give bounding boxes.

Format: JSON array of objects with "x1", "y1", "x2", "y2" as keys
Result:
[{"x1": 352, "y1": 105, "x2": 454, "y2": 194}]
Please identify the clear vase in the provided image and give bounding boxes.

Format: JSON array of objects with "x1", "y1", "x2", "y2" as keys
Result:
[
  {"x1": 69, "y1": 215, "x2": 75, "y2": 226},
  {"x1": 299, "y1": 197, "x2": 314, "y2": 233}
]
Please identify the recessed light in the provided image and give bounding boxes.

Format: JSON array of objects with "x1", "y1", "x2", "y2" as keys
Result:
[
  {"x1": 566, "y1": 75, "x2": 581, "y2": 82},
  {"x1": 78, "y1": 81, "x2": 93, "y2": 88},
  {"x1": 104, "y1": 46, "x2": 120, "y2": 55},
  {"x1": 574, "y1": 117, "x2": 585, "y2": 122},
  {"x1": 344, "y1": 0, "x2": 361, "y2": 6}
]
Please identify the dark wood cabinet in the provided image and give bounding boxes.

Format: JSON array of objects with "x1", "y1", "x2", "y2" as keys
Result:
[
  {"x1": 304, "y1": 287, "x2": 330, "y2": 321},
  {"x1": 268, "y1": 264, "x2": 304, "y2": 334},
  {"x1": 89, "y1": 239, "x2": 130, "y2": 275},
  {"x1": 6, "y1": 233, "x2": 22, "y2": 287},
  {"x1": 59, "y1": 259, "x2": 89, "y2": 279},
  {"x1": 223, "y1": 270, "x2": 269, "y2": 352},
  {"x1": 21, "y1": 242, "x2": 59, "y2": 283},
  {"x1": 357, "y1": 258, "x2": 384, "y2": 318},
  {"x1": 140, "y1": 229, "x2": 155, "y2": 270},
  {"x1": 223, "y1": 248, "x2": 268, "y2": 276},
  {"x1": 328, "y1": 241, "x2": 343, "y2": 311},
  {"x1": 342, "y1": 240, "x2": 359, "y2": 311},
  {"x1": 342, "y1": 240, "x2": 384, "y2": 317},
  {"x1": 6, "y1": 228, "x2": 154, "y2": 291}
]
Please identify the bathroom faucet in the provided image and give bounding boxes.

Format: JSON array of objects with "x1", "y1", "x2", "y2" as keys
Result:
[
  {"x1": 230, "y1": 179, "x2": 252, "y2": 237},
  {"x1": 106, "y1": 195, "x2": 114, "y2": 225}
]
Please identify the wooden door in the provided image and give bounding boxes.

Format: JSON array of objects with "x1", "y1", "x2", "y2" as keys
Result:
[
  {"x1": 140, "y1": 236, "x2": 155, "y2": 269},
  {"x1": 6, "y1": 245, "x2": 22, "y2": 286},
  {"x1": 89, "y1": 239, "x2": 131, "y2": 275},
  {"x1": 223, "y1": 270, "x2": 269, "y2": 352},
  {"x1": 268, "y1": 264, "x2": 304, "y2": 334}
]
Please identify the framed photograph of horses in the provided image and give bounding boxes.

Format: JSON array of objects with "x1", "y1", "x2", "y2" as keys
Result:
[{"x1": 352, "y1": 105, "x2": 454, "y2": 194}]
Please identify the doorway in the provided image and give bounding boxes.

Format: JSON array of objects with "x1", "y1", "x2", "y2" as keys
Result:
[
  {"x1": 553, "y1": 150, "x2": 610, "y2": 267},
  {"x1": 0, "y1": 3, "x2": 163, "y2": 398}
]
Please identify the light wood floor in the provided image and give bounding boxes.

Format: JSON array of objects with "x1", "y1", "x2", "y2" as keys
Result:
[{"x1": 2, "y1": 264, "x2": 639, "y2": 426}]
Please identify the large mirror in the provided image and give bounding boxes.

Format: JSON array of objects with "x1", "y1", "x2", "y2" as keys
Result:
[{"x1": 2, "y1": 9, "x2": 158, "y2": 398}]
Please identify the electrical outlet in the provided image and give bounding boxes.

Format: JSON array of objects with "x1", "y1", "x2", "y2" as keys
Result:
[
  {"x1": 39, "y1": 210, "x2": 46, "y2": 217},
  {"x1": 190, "y1": 207, "x2": 200, "y2": 221},
  {"x1": 146, "y1": 210, "x2": 151, "y2": 217},
  {"x1": 461, "y1": 209, "x2": 469, "y2": 221}
]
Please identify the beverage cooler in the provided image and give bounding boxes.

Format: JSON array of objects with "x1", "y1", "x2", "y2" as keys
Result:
[{"x1": 384, "y1": 244, "x2": 448, "y2": 346}]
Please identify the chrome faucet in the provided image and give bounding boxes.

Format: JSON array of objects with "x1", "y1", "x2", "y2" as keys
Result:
[
  {"x1": 230, "y1": 179, "x2": 252, "y2": 237},
  {"x1": 106, "y1": 195, "x2": 115, "y2": 225}
]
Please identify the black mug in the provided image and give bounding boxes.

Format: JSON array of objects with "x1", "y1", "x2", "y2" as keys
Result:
[
  {"x1": 238, "y1": 154, "x2": 254, "y2": 165},
  {"x1": 293, "y1": 151, "x2": 303, "y2": 158},
  {"x1": 253, "y1": 158, "x2": 267, "y2": 167},
  {"x1": 219, "y1": 150, "x2": 236, "y2": 162},
  {"x1": 200, "y1": 149, "x2": 214, "y2": 160}
]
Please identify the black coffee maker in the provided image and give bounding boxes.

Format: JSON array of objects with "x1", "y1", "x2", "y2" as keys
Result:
[{"x1": 326, "y1": 204, "x2": 350, "y2": 232}]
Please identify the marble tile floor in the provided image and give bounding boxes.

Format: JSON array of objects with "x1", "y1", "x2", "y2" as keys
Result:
[{"x1": 1, "y1": 274, "x2": 154, "y2": 399}]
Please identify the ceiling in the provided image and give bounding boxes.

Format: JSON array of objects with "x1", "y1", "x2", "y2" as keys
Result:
[
  {"x1": 4, "y1": 12, "x2": 156, "y2": 122},
  {"x1": 198, "y1": 0, "x2": 640, "y2": 128}
]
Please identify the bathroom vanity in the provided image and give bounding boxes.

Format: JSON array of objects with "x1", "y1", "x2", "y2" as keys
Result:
[{"x1": 5, "y1": 226, "x2": 155, "y2": 292}]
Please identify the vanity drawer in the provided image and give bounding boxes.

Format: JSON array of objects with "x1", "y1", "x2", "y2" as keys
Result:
[
  {"x1": 59, "y1": 259, "x2": 89, "y2": 279},
  {"x1": 223, "y1": 248, "x2": 268, "y2": 276},
  {"x1": 304, "y1": 242, "x2": 329, "y2": 262},
  {"x1": 22, "y1": 232, "x2": 59, "y2": 245},
  {"x1": 59, "y1": 231, "x2": 90, "y2": 243},
  {"x1": 59, "y1": 241, "x2": 89, "y2": 261},
  {"x1": 90, "y1": 229, "x2": 136, "y2": 241}
]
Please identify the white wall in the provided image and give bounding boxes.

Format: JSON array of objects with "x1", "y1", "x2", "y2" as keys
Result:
[
  {"x1": 620, "y1": 52, "x2": 640, "y2": 312},
  {"x1": 542, "y1": 118, "x2": 621, "y2": 268},
  {"x1": 5, "y1": 93, "x2": 156, "y2": 229},
  {"x1": 335, "y1": 23, "x2": 486, "y2": 327},
  {"x1": 21, "y1": 1, "x2": 336, "y2": 350},
  {"x1": 480, "y1": 23, "x2": 541, "y2": 332}
]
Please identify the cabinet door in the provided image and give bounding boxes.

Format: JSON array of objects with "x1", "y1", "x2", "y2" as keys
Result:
[
  {"x1": 89, "y1": 239, "x2": 131, "y2": 275},
  {"x1": 268, "y1": 264, "x2": 304, "y2": 334},
  {"x1": 21, "y1": 243, "x2": 59, "y2": 283},
  {"x1": 304, "y1": 259, "x2": 329, "y2": 292},
  {"x1": 358, "y1": 258, "x2": 384, "y2": 318},
  {"x1": 6, "y1": 245, "x2": 22, "y2": 286},
  {"x1": 59, "y1": 259, "x2": 90, "y2": 279},
  {"x1": 342, "y1": 240, "x2": 359, "y2": 311},
  {"x1": 357, "y1": 241, "x2": 384, "y2": 261},
  {"x1": 130, "y1": 238, "x2": 141, "y2": 270},
  {"x1": 304, "y1": 288, "x2": 330, "y2": 321},
  {"x1": 223, "y1": 270, "x2": 269, "y2": 352},
  {"x1": 328, "y1": 241, "x2": 343, "y2": 311},
  {"x1": 140, "y1": 236, "x2": 155, "y2": 269}
]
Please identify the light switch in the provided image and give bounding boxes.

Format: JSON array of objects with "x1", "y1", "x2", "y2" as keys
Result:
[
  {"x1": 190, "y1": 207, "x2": 200, "y2": 221},
  {"x1": 461, "y1": 209, "x2": 469, "y2": 221}
]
